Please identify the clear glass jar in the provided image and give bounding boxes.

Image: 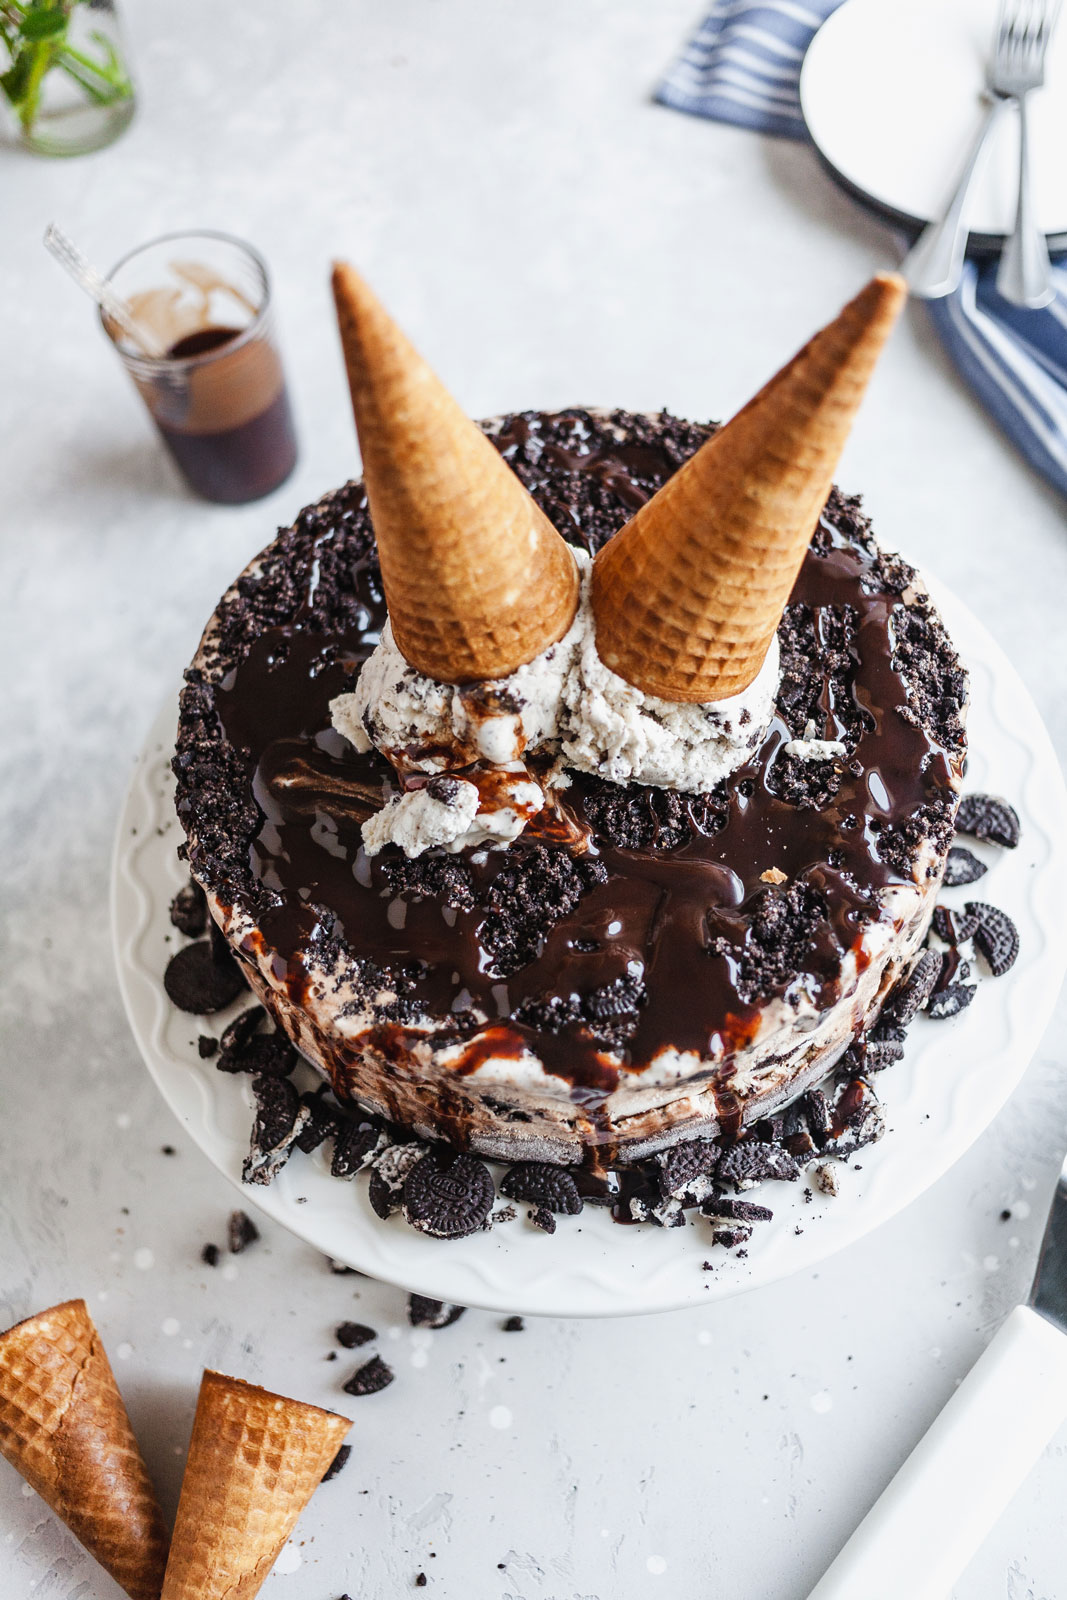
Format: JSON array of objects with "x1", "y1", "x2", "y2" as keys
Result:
[
  {"x1": 102, "y1": 231, "x2": 299, "y2": 504},
  {"x1": 5, "y1": 0, "x2": 136, "y2": 158}
]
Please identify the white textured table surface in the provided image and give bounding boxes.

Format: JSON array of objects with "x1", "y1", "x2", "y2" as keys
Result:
[{"x1": 3, "y1": 3, "x2": 1067, "y2": 1597}]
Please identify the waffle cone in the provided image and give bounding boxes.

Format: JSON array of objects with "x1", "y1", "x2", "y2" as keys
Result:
[
  {"x1": 0, "y1": 1299, "x2": 168, "y2": 1600},
  {"x1": 161, "y1": 1370, "x2": 351, "y2": 1600},
  {"x1": 332, "y1": 262, "x2": 579, "y2": 682},
  {"x1": 592, "y1": 274, "x2": 906, "y2": 701}
]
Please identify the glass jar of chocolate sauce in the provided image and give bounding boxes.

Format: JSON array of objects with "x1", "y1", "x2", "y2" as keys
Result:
[{"x1": 101, "y1": 231, "x2": 298, "y2": 503}]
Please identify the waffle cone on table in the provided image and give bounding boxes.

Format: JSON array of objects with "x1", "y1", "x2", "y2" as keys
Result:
[
  {"x1": 161, "y1": 1370, "x2": 350, "y2": 1600},
  {"x1": 0, "y1": 1299, "x2": 168, "y2": 1600},
  {"x1": 591, "y1": 273, "x2": 907, "y2": 702},
  {"x1": 331, "y1": 261, "x2": 579, "y2": 683}
]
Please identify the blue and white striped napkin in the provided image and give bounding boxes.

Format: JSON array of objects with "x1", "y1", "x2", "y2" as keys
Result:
[{"x1": 657, "y1": 0, "x2": 1067, "y2": 498}]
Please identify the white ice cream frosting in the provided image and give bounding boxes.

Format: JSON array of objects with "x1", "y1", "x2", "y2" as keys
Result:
[{"x1": 331, "y1": 549, "x2": 781, "y2": 856}]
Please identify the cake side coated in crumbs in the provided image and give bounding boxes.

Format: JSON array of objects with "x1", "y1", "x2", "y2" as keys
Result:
[{"x1": 173, "y1": 409, "x2": 968, "y2": 1163}]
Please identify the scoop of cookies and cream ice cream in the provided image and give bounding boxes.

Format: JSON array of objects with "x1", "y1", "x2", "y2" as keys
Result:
[{"x1": 330, "y1": 549, "x2": 782, "y2": 857}]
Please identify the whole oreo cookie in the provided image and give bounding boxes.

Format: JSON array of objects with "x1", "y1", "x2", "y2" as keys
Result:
[
  {"x1": 163, "y1": 940, "x2": 247, "y2": 1014},
  {"x1": 402, "y1": 1151, "x2": 496, "y2": 1239}
]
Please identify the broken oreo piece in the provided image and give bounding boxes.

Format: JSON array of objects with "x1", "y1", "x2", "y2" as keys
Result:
[
  {"x1": 701, "y1": 1196, "x2": 773, "y2": 1224},
  {"x1": 163, "y1": 940, "x2": 247, "y2": 1015},
  {"x1": 343, "y1": 1355, "x2": 394, "y2": 1396},
  {"x1": 943, "y1": 845, "x2": 988, "y2": 888},
  {"x1": 803, "y1": 1088, "x2": 834, "y2": 1147},
  {"x1": 931, "y1": 905, "x2": 980, "y2": 945},
  {"x1": 955, "y1": 794, "x2": 1019, "y2": 850},
  {"x1": 883, "y1": 947, "x2": 942, "y2": 1027},
  {"x1": 368, "y1": 1142, "x2": 426, "y2": 1219},
  {"x1": 331, "y1": 1117, "x2": 384, "y2": 1179},
  {"x1": 295, "y1": 1088, "x2": 341, "y2": 1155},
  {"x1": 218, "y1": 1006, "x2": 267, "y2": 1061},
  {"x1": 169, "y1": 880, "x2": 207, "y2": 938},
  {"x1": 529, "y1": 1206, "x2": 556, "y2": 1234},
  {"x1": 499, "y1": 1162, "x2": 582, "y2": 1215},
  {"x1": 242, "y1": 1076, "x2": 310, "y2": 1185},
  {"x1": 408, "y1": 1295, "x2": 466, "y2": 1329},
  {"x1": 336, "y1": 1322, "x2": 376, "y2": 1348},
  {"x1": 200, "y1": 1243, "x2": 220, "y2": 1268},
  {"x1": 228, "y1": 1210, "x2": 260, "y2": 1253},
  {"x1": 718, "y1": 1142, "x2": 800, "y2": 1189},
  {"x1": 653, "y1": 1138, "x2": 721, "y2": 1204},
  {"x1": 322, "y1": 1444, "x2": 351, "y2": 1482},
  {"x1": 712, "y1": 1224, "x2": 753, "y2": 1250},
  {"x1": 927, "y1": 983, "x2": 977, "y2": 1019},
  {"x1": 197, "y1": 1035, "x2": 219, "y2": 1059},
  {"x1": 503, "y1": 1316, "x2": 525, "y2": 1332},
  {"x1": 860, "y1": 1037, "x2": 906, "y2": 1074},
  {"x1": 403, "y1": 1151, "x2": 495, "y2": 1240},
  {"x1": 826, "y1": 1079, "x2": 885, "y2": 1158},
  {"x1": 967, "y1": 902, "x2": 1020, "y2": 977}
]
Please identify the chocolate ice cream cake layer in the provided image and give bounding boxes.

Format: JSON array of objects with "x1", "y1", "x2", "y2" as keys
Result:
[{"x1": 174, "y1": 408, "x2": 968, "y2": 1164}]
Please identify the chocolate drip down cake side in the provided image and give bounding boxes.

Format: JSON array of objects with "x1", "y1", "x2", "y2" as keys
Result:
[{"x1": 173, "y1": 267, "x2": 969, "y2": 1178}]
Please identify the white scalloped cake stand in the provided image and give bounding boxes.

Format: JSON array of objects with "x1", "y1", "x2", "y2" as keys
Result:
[{"x1": 112, "y1": 576, "x2": 1067, "y2": 1317}]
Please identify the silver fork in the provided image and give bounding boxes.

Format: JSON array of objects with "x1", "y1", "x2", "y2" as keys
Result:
[
  {"x1": 996, "y1": 0, "x2": 1061, "y2": 307},
  {"x1": 902, "y1": 0, "x2": 1060, "y2": 304}
]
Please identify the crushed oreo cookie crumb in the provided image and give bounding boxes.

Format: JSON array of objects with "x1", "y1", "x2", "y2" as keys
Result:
[
  {"x1": 503, "y1": 1316, "x2": 525, "y2": 1332},
  {"x1": 814, "y1": 1164, "x2": 840, "y2": 1197},
  {"x1": 200, "y1": 1243, "x2": 220, "y2": 1268},
  {"x1": 197, "y1": 1035, "x2": 218, "y2": 1059},
  {"x1": 529, "y1": 1206, "x2": 556, "y2": 1233},
  {"x1": 228, "y1": 1210, "x2": 260, "y2": 1253}
]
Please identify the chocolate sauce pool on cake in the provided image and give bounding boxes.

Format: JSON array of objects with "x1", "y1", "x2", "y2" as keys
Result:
[{"x1": 183, "y1": 410, "x2": 965, "y2": 1119}]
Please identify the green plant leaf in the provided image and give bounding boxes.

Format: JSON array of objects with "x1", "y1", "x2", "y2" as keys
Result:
[
  {"x1": 0, "y1": 48, "x2": 32, "y2": 107},
  {"x1": 18, "y1": 7, "x2": 68, "y2": 41}
]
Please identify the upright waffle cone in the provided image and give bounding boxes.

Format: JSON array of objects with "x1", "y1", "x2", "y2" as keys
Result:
[
  {"x1": 161, "y1": 1370, "x2": 351, "y2": 1600},
  {"x1": 0, "y1": 1299, "x2": 168, "y2": 1600},
  {"x1": 332, "y1": 262, "x2": 579, "y2": 683},
  {"x1": 592, "y1": 274, "x2": 907, "y2": 701}
]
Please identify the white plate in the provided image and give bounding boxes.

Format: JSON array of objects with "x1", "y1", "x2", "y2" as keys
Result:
[
  {"x1": 800, "y1": 0, "x2": 1067, "y2": 246},
  {"x1": 111, "y1": 576, "x2": 1067, "y2": 1318}
]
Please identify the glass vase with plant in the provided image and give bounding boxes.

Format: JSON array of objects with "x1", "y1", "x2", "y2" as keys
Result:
[{"x1": 0, "y1": 0, "x2": 135, "y2": 156}]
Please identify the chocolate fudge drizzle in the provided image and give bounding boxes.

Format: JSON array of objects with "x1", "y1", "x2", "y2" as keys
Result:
[{"x1": 182, "y1": 409, "x2": 965, "y2": 1112}]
